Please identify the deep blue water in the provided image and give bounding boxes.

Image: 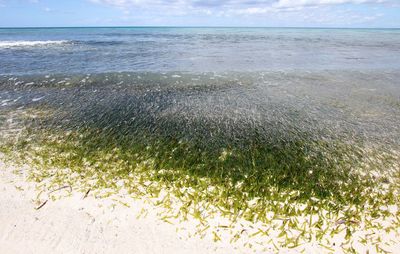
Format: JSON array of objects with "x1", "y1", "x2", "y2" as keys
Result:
[{"x1": 1, "y1": 27, "x2": 400, "y2": 75}]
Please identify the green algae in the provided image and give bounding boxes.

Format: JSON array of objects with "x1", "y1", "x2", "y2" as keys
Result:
[{"x1": 1, "y1": 71, "x2": 399, "y2": 252}]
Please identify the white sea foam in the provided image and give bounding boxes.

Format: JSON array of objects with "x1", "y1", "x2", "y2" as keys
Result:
[{"x1": 0, "y1": 40, "x2": 68, "y2": 48}]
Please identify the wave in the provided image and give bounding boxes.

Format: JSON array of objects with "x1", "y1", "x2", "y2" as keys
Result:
[
  {"x1": 80, "y1": 40, "x2": 125, "y2": 46},
  {"x1": 0, "y1": 40, "x2": 69, "y2": 48},
  {"x1": 0, "y1": 40, "x2": 125, "y2": 49}
]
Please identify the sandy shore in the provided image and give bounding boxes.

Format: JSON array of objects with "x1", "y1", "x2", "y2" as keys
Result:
[
  {"x1": 1, "y1": 158, "x2": 399, "y2": 254},
  {"x1": 0, "y1": 160, "x2": 248, "y2": 254}
]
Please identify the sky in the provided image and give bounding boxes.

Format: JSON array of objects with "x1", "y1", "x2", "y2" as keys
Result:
[{"x1": 0, "y1": 0, "x2": 399, "y2": 28}]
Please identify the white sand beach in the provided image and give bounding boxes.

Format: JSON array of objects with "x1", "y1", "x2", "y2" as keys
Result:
[
  {"x1": 1, "y1": 157, "x2": 399, "y2": 254},
  {"x1": 0, "y1": 159, "x2": 247, "y2": 254}
]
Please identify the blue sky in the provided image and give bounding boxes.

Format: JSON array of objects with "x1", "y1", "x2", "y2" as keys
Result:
[{"x1": 0, "y1": 0, "x2": 399, "y2": 27}]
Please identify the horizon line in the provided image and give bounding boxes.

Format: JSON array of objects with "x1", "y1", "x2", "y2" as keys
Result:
[{"x1": 0, "y1": 26, "x2": 399, "y2": 30}]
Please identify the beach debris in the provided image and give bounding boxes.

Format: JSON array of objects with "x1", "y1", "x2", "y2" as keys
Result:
[
  {"x1": 335, "y1": 219, "x2": 360, "y2": 226},
  {"x1": 83, "y1": 189, "x2": 91, "y2": 199},
  {"x1": 34, "y1": 200, "x2": 48, "y2": 210},
  {"x1": 48, "y1": 185, "x2": 72, "y2": 195}
]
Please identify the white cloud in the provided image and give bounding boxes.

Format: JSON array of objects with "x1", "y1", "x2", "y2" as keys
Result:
[
  {"x1": 88, "y1": 0, "x2": 395, "y2": 17},
  {"x1": 87, "y1": 0, "x2": 397, "y2": 26},
  {"x1": 88, "y1": 0, "x2": 394, "y2": 10},
  {"x1": 274, "y1": 0, "x2": 389, "y2": 8}
]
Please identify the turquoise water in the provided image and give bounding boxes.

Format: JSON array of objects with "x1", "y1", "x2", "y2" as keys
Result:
[{"x1": 0, "y1": 27, "x2": 400, "y2": 74}]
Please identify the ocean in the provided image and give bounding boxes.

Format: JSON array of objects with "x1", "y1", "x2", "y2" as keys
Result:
[
  {"x1": 0, "y1": 27, "x2": 400, "y2": 74},
  {"x1": 1, "y1": 27, "x2": 400, "y2": 146}
]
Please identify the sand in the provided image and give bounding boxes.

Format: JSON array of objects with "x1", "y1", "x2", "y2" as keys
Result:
[
  {"x1": 1, "y1": 157, "x2": 399, "y2": 254},
  {"x1": 0, "y1": 160, "x2": 248, "y2": 254}
]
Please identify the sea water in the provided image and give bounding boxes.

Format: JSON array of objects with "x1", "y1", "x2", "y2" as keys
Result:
[
  {"x1": 0, "y1": 27, "x2": 399, "y2": 150},
  {"x1": 0, "y1": 27, "x2": 400, "y2": 74}
]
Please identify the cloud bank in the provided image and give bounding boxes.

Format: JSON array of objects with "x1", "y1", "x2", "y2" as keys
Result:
[
  {"x1": 1, "y1": 0, "x2": 397, "y2": 27},
  {"x1": 86, "y1": 0, "x2": 397, "y2": 26},
  {"x1": 89, "y1": 0, "x2": 394, "y2": 10}
]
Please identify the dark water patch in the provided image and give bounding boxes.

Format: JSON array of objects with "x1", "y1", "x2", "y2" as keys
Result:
[{"x1": 1, "y1": 71, "x2": 399, "y2": 148}]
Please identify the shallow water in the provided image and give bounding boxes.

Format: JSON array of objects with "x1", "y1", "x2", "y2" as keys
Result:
[
  {"x1": 0, "y1": 27, "x2": 399, "y2": 156},
  {"x1": 1, "y1": 71, "x2": 399, "y2": 153}
]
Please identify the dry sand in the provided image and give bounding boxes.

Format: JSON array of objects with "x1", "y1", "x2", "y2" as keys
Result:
[{"x1": 0, "y1": 160, "x2": 248, "y2": 254}]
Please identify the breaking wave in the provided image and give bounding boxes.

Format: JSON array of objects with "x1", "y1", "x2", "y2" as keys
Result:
[{"x1": 0, "y1": 40, "x2": 69, "y2": 48}]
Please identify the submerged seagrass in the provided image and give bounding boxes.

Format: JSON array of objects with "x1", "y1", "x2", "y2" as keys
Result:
[{"x1": 1, "y1": 71, "x2": 399, "y2": 251}]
